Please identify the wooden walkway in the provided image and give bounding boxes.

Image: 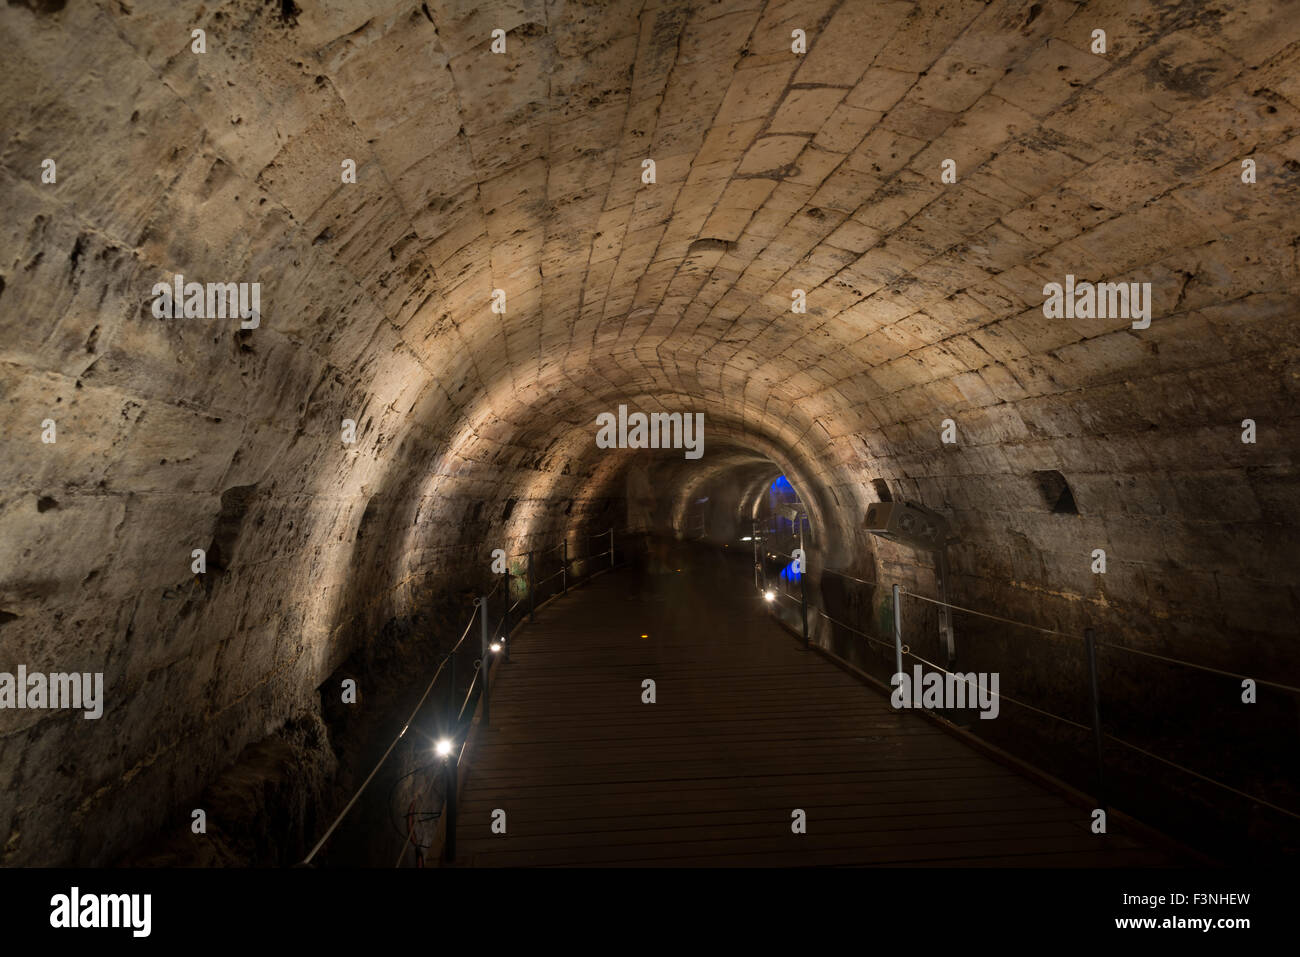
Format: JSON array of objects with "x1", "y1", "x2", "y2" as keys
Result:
[{"x1": 452, "y1": 547, "x2": 1171, "y2": 866}]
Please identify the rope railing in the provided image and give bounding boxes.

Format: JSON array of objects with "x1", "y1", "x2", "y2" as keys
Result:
[
  {"x1": 564, "y1": 547, "x2": 613, "y2": 563},
  {"x1": 785, "y1": 555, "x2": 1300, "y2": 695},
  {"x1": 898, "y1": 643, "x2": 1093, "y2": 734},
  {"x1": 822, "y1": 566, "x2": 877, "y2": 587},
  {"x1": 810, "y1": 582, "x2": 1300, "y2": 823},
  {"x1": 1092, "y1": 640, "x2": 1300, "y2": 695},
  {"x1": 1103, "y1": 732, "x2": 1300, "y2": 821},
  {"x1": 816, "y1": 608, "x2": 893, "y2": 652},
  {"x1": 759, "y1": 533, "x2": 1287, "y2": 687},
  {"x1": 896, "y1": 588, "x2": 1300, "y2": 694},
  {"x1": 755, "y1": 541, "x2": 877, "y2": 588},
  {"x1": 455, "y1": 666, "x2": 482, "y2": 724},
  {"x1": 301, "y1": 604, "x2": 480, "y2": 866},
  {"x1": 902, "y1": 589, "x2": 1086, "y2": 642},
  {"x1": 303, "y1": 525, "x2": 630, "y2": 867},
  {"x1": 750, "y1": 532, "x2": 1300, "y2": 831}
]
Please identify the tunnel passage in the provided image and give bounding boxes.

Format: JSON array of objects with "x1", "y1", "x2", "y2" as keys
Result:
[
  {"x1": 448, "y1": 546, "x2": 1179, "y2": 867},
  {"x1": 1, "y1": 0, "x2": 1299, "y2": 867}
]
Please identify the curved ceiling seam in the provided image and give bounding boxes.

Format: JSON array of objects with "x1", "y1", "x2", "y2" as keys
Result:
[
  {"x1": 534, "y1": 0, "x2": 560, "y2": 400},
  {"x1": 637, "y1": 4, "x2": 838, "y2": 359},
  {"x1": 461, "y1": 387, "x2": 828, "y2": 477},
  {"x1": 792, "y1": 221, "x2": 1288, "y2": 447},
  {"x1": 680, "y1": 193, "x2": 1230, "y2": 454},
  {"x1": 592, "y1": 3, "x2": 692, "y2": 348},
  {"x1": 435, "y1": 393, "x2": 834, "y2": 523},
  {"x1": 688, "y1": 43, "x2": 1273, "y2": 401},
  {"x1": 673, "y1": 1, "x2": 992, "y2": 380},
  {"x1": 525, "y1": 9, "x2": 647, "y2": 431}
]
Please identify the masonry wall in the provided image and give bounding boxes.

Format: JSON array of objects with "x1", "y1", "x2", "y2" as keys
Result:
[{"x1": 1, "y1": 0, "x2": 1298, "y2": 864}]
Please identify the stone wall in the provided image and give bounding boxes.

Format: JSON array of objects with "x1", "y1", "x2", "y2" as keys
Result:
[{"x1": 1, "y1": 0, "x2": 1297, "y2": 863}]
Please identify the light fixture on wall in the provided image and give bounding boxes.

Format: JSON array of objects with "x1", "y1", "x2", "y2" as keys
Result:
[{"x1": 864, "y1": 501, "x2": 960, "y2": 666}]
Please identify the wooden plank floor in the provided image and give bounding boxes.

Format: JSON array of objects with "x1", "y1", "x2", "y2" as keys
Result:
[{"x1": 453, "y1": 547, "x2": 1172, "y2": 866}]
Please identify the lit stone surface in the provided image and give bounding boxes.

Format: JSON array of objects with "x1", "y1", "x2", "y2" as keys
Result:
[{"x1": 0, "y1": 0, "x2": 1297, "y2": 864}]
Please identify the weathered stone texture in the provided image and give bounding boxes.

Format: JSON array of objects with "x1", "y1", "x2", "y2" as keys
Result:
[{"x1": 0, "y1": 0, "x2": 1298, "y2": 863}]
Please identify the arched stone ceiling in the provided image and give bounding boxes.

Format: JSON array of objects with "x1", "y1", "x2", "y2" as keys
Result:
[{"x1": 1, "y1": 0, "x2": 1298, "y2": 865}]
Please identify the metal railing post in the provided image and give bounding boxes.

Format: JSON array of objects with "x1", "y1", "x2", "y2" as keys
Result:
[
  {"x1": 937, "y1": 545, "x2": 956, "y2": 667},
  {"x1": 892, "y1": 584, "x2": 903, "y2": 679},
  {"x1": 799, "y1": 518, "x2": 809, "y2": 648},
  {"x1": 479, "y1": 595, "x2": 490, "y2": 726},
  {"x1": 441, "y1": 637, "x2": 458, "y2": 863},
  {"x1": 752, "y1": 521, "x2": 760, "y2": 592},
  {"x1": 441, "y1": 755, "x2": 457, "y2": 863},
  {"x1": 1085, "y1": 627, "x2": 1106, "y2": 812},
  {"x1": 528, "y1": 550, "x2": 534, "y2": 623},
  {"x1": 561, "y1": 541, "x2": 568, "y2": 596},
  {"x1": 800, "y1": 570, "x2": 810, "y2": 648},
  {"x1": 610, "y1": 527, "x2": 615, "y2": 570}
]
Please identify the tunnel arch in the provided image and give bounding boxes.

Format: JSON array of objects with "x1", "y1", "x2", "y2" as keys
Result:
[{"x1": 0, "y1": 0, "x2": 1296, "y2": 867}]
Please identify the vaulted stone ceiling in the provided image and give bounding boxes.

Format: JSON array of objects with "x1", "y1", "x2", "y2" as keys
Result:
[{"x1": 1, "y1": 0, "x2": 1298, "y2": 864}]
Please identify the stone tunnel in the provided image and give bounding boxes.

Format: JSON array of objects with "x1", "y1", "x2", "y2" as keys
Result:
[{"x1": 0, "y1": 0, "x2": 1297, "y2": 873}]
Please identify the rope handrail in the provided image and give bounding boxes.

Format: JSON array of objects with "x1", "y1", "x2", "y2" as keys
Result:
[
  {"x1": 301, "y1": 604, "x2": 480, "y2": 865},
  {"x1": 455, "y1": 665, "x2": 482, "y2": 724},
  {"x1": 896, "y1": 589, "x2": 1300, "y2": 694},
  {"x1": 817, "y1": 608, "x2": 895, "y2": 652},
  {"x1": 812, "y1": 608, "x2": 1300, "y2": 819},
  {"x1": 821, "y1": 566, "x2": 877, "y2": 587},
  {"x1": 901, "y1": 589, "x2": 1086, "y2": 641},
  {"x1": 1103, "y1": 732, "x2": 1300, "y2": 821},
  {"x1": 807, "y1": 597, "x2": 1300, "y2": 823},
  {"x1": 899, "y1": 645, "x2": 1092, "y2": 733},
  {"x1": 306, "y1": 525, "x2": 629, "y2": 865},
  {"x1": 563, "y1": 547, "x2": 612, "y2": 564},
  {"x1": 1094, "y1": 640, "x2": 1300, "y2": 695},
  {"x1": 757, "y1": 548, "x2": 878, "y2": 588}
]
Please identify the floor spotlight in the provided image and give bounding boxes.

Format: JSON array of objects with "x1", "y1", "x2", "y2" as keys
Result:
[
  {"x1": 435, "y1": 738, "x2": 453, "y2": 758},
  {"x1": 763, "y1": 589, "x2": 776, "y2": 602}
]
